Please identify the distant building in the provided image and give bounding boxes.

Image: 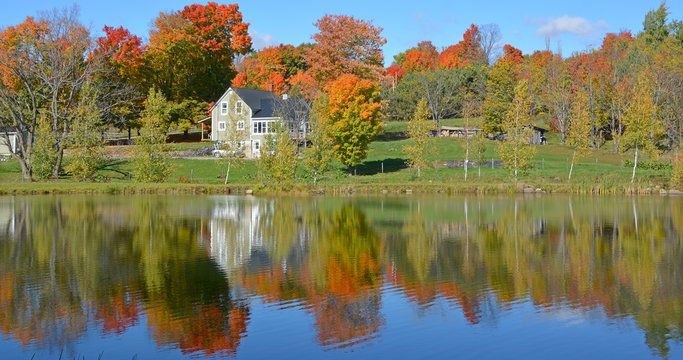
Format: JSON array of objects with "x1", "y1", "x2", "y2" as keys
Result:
[
  {"x1": 493, "y1": 125, "x2": 548, "y2": 145},
  {"x1": 0, "y1": 128, "x2": 18, "y2": 157}
]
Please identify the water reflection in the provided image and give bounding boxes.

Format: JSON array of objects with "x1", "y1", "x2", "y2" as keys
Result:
[{"x1": 0, "y1": 195, "x2": 681, "y2": 358}]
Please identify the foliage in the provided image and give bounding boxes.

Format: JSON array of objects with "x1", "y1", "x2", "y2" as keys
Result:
[
  {"x1": 133, "y1": 88, "x2": 172, "y2": 182},
  {"x1": 232, "y1": 44, "x2": 309, "y2": 95},
  {"x1": 261, "y1": 121, "x2": 297, "y2": 187},
  {"x1": 65, "y1": 82, "x2": 105, "y2": 181},
  {"x1": 496, "y1": 79, "x2": 537, "y2": 181},
  {"x1": 566, "y1": 87, "x2": 594, "y2": 180},
  {"x1": 146, "y1": 2, "x2": 252, "y2": 103},
  {"x1": 304, "y1": 94, "x2": 335, "y2": 184},
  {"x1": 31, "y1": 113, "x2": 58, "y2": 180},
  {"x1": 403, "y1": 99, "x2": 435, "y2": 177},
  {"x1": 219, "y1": 92, "x2": 249, "y2": 184},
  {"x1": 323, "y1": 74, "x2": 383, "y2": 168},
  {"x1": 482, "y1": 56, "x2": 518, "y2": 134},
  {"x1": 672, "y1": 151, "x2": 683, "y2": 188},
  {"x1": 305, "y1": 15, "x2": 387, "y2": 85},
  {"x1": 621, "y1": 74, "x2": 660, "y2": 183}
]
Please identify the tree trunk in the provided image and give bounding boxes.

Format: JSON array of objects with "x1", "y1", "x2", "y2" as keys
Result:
[
  {"x1": 224, "y1": 159, "x2": 232, "y2": 185},
  {"x1": 568, "y1": 150, "x2": 576, "y2": 181},
  {"x1": 183, "y1": 128, "x2": 189, "y2": 139},
  {"x1": 313, "y1": 170, "x2": 317, "y2": 185},
  {"x1": 128, "y1": 127, "x2": 132, "y2": 140},
  {"x1": 631, "y1": 143, "x2": 638, "y2": 184},
  {"x1": 52, "y1": 147, "x2": 64, "y2": 179}
]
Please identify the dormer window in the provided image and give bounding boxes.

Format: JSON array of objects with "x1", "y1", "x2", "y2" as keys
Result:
[
  {"x1": 221, "y1": 102, "x2": 228, "y2": 115},
  {"x1": 235, "y1": 101, "x2": 243, "y2": 115}
]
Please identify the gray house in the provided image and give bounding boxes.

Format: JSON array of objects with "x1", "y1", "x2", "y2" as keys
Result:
[{"x1": 209, "y1": 87, "x2": 308, "y2": 159}]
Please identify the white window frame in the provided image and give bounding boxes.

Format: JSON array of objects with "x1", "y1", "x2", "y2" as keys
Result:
[
  {"x1": 253, "y1": 140, "x2": 260, "y2": 152},
  {"x1": 235, "y1": 101, "x2": 243, "y2": 115},
  {"x1": 218, "y1": 121, "x2": 226, "y2": 131},
  {"x1": 237, "y1": 120, "x2": 244, "y2": 130},
  {"x1": 221, "y1": 102, "x2": 228, "y2": 115}
]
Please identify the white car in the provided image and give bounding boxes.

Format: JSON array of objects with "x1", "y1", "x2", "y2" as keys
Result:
[{"x1": 211, "y1": 143, "x2": 245, "y2": 158}]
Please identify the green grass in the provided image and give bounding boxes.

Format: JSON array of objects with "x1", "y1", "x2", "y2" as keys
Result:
[{"x1": 0, "y1": 120, "x2": 677, "y2": 194}]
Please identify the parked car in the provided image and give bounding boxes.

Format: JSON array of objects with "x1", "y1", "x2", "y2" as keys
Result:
[{"x1": 211, "y1": 142, "x2": 245, "y2": 158}]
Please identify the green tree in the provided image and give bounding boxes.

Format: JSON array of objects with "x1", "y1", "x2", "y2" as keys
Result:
[
  {"x1": 672, "y1": 150, "x2": 683, "y2": 189},
  {"x1": 133, "y1": 88, "x2": 171, "y2": 182},
  {"x1": 483, "y1": 58, "x2": 517, "y2": 134},
  {"x1": 31, "y1": 112, "x2": 58, "y2": 180},
  {"x1": 496, "y1": 79, "x2": 537, "y2": 181},
  {"x1": 262, "y1": 121, "x2": 297, "y2": 187},
  {"x1": 304, "y1": 94, "x2": 335, "y2": 184},
  {"x1": 65, "y1": 82, "x2": 105, "y2": 181},
  {"x1": 403, "y1": 99, "x2": 434, "y2": 178},
  {"x1": 567, "y1": 87, "x2": 593, "y2": 181}
]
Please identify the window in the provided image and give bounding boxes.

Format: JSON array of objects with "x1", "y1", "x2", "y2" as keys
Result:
[
  {"x1": 221, "y1": 102, "x2": 228, "y2": 115},
  {"x1": 237, "y1": 121, "x2": 244, "y2": 130},
  {"x1": 235, "y1": 101, "x2": 242, "y2": 115},
  {"x1": 253, "y1": 140, "x2": 260, "y2": 151},
  {"x1": 218, "y1": 121, "x2": 226, "y2": 131}
]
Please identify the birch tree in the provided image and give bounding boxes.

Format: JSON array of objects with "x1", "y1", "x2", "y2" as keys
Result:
[
  {"x1": 497, "y1": 79, "x2": 537, "y2": 181},
  {"x1": 304, "y1": 94, "x2": 334, "y2": 184},
  {"x1": 621, "y1": 76, "x2": 659, "y2": 184},
  {"x1": 567, "y1": 87, "x2": 593, "y2": 181},
  {"x1": 403, "y1": 99, "x2": 434, "y2": 178}
]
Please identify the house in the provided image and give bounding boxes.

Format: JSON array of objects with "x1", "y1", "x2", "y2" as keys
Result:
[
  {"x1": 0, "y1": 128, "x2": 18, "y2": 158},
  {"x1": 209, "y1": 87, "x2": 308, "y2": 158}
]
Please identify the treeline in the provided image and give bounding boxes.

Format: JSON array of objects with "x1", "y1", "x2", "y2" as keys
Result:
[{"x1": 0, "y1": 2, "x2": 681, "y2": 185}]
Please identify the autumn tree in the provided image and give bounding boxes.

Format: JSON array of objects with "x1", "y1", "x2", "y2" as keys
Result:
[
  {"x1": 232, "y1": 44, "x2": 309, "y2": 95},
  {"x1": 403, "y1": 99, "x2": 434, "y2": 178},
  {"x1": 147, "y1": 2, "x2": 252, "y2": 103},
  {"x1": 542, "y1": 53, "x2": 573, "y2": 144},
  {"x1": 133, "y1": 88, "x2": 172, "y2": 183},
  {"x1": 31, "y1": 113, "x2": 58, "y2": 180},
  {"x1": 0, "y1": 8, "x2": 99, "y2": 180},
  {"x1": 482, "y1": 47, "x2": 522, "y2": 134},
  {"x1": 497, "y1": 79, "x2": 537, "y2": 181},
  {"x1": 621, "y1": 76, "x2": 659, "y2": 184},
  {"x1": 306, "y1": 15, "x2": 387, "y2": 86},
  {"x1": 567, "y1": 50, "x2": 608, "y2": 148},
  {"x1": 672, "y1": 150, "x2": 683, "y2": 189},
  {"x1": 478, "y1": 23, "x2": 503, "y2": 65},
  {"x1": 402, "y1": 41, "x2": 439, "y2": 72},
  {"x1": 567, "y1": 88, "x2": 593, "y2": 181},
  {"x1": 439, "y1": 25, "x2": 485, "y2": 69},
  {"x1": 304, "y1": 94, "x2": 335, "y2": 184},
  {"x1": 471, "y1": 130, "x2": 488, "y2": 178},
  {"x1": 323, "y1": 74, "x2": 383, "y2": 169}
]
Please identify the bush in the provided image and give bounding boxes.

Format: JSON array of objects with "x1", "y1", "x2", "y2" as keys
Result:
[{"x1": 623, "y1": 160, "x2": 672, "y2": 170}]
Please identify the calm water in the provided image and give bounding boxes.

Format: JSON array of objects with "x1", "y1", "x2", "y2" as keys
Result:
[{"x1": 0, "y1": 194, "x2": 681, "y2": 359}]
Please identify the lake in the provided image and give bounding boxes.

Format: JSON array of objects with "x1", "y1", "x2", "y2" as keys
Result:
[{"x1": 0, "y1": 194, "x2": 681, "y2": 359}]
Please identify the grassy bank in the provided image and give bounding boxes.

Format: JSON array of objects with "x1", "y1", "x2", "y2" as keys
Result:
[{"x1": 1, "y1": 120, "x2": 679, "y2": 195}]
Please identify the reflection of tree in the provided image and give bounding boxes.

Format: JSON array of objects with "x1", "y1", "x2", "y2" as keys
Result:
[{"x1": 0, "y1": 195, "x2": 247, "y2": 357}]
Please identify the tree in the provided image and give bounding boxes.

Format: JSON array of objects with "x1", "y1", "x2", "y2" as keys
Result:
[
  {"x1": 478, "y1": 23, "x2": 503, "y2": 65},
  {"x1": 471, "y1": 130, "x2": 487, "y2": 178},
  {"x1": 418, "y1": 69, "x2": 461, "y2": 129},
  {"x1": 672, "y1": 150, "x2": 683, "y2": 189},
  {"x1": 133, "y1": 88, "x2": 172, "y2": 182},
  {"x1": 305, "y1": 15, "x2": 387, "y2": 86},
  {"x1": 439, "y1": 25, "x2": 485, "y2": 69},
  {"x1": 621, "y1": 76, "x2": 659, "y2": 184},
  {"x1": 567, "y1": 87, "x2": 593, "y2": 181},
  {"x1": 323, "y1": 74, "x2": 383, "y2": 169},
  {"x1": 403, "y1": 99, "x2": 434, "y2": 178},
  {"x1": 497, "y1": 79, "x2": 537, "y2": 181},
  {"x1": 402, "y1": 41, "x2": 439, "y2": 72},
  {"x1": 219, "y1": 93, "x2": 249, "y2": 184},
  {"x1": 262, "y1": 121, "x2": 297, "y2": 187},
  {"x1": 542, "y1": 53, "x2": 573, "y2": 144},
  {"x1": 31, "y1": 113, "x2": 58, "y2": 180},
  {"x1": 0, "y1": 8, "x2": 98, "y2": 180},
  {"x1": 304, "y1": 94, "x2": 335, "y2": 184},
  {"x1": 483, "y1": 55, "x2": 518, "y2": 134},
  {"x1": 462, "y1": 93, "x2": 481, "y2": 180},
  {"x1": 65, "y1": 82, "x2": 105, "y2": 181},
  {"x1": 146, "y1": 2, "x2": 252, "y2": 103}
]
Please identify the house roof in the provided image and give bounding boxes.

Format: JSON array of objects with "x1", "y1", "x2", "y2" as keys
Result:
[{"x1": 210, "y1": 87, "x2": 281, "y2": 118}]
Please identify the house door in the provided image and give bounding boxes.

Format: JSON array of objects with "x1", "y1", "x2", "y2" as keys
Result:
[{"x1": 253, "y1": 140, "x2": 260, "y2": 157}]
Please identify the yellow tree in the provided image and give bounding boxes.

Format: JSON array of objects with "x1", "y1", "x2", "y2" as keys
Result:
[
  {"x1": 567, "y1": 87, "x2": 593, "y2": 181},
  {"x1": 621, "y1": 74, "x2": 659, "y2": 184},
  {"x1": 403, "y1": 99, "x2": 434, "y2": 177},
  {"x1": 133, "y1": 88, "x2": 172, "y2": 183},
  {"x1": 220, "y1": 93, "x2": 249, "y2": 184},
  {"x1": 496, "y1": 79, "x2": 537, "y2": 181},
  {"x1": 304, "y1": 94, "x2": 335, "y2": 184}
]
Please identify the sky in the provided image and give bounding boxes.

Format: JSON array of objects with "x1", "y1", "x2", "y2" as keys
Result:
[{"x1": 1, "y1": 0, "x2": 680, "y2": 63}]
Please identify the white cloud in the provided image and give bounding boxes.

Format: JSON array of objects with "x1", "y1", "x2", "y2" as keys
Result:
[
  {"x1": 250, "y1": 29, "x2": 278, "y2": 50},
  {"x1": 534, "y1": 16, "x2": 608, "y2": 39}
]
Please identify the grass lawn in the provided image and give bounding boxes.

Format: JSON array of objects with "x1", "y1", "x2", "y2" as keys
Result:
[{"x1": 0, "y1": 119, "x2": 676, "y2": 194}]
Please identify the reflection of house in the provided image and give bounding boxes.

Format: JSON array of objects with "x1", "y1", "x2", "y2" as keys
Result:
[
  {"x1": 0, "y1": 197, "x2": 15, "y2": 238},
  {"x1": 209, "y1": 87, "x2": 309, "y2": 158}
]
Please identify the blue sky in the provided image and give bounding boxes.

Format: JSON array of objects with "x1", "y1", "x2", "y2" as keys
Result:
[{"x1": 1, "y1": 0, "x2": 680, "y2": 63}]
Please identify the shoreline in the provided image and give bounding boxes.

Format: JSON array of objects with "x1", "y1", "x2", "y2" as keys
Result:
[{"x1": 1, "y1": 181, "x2": 681, "y2": 196}]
